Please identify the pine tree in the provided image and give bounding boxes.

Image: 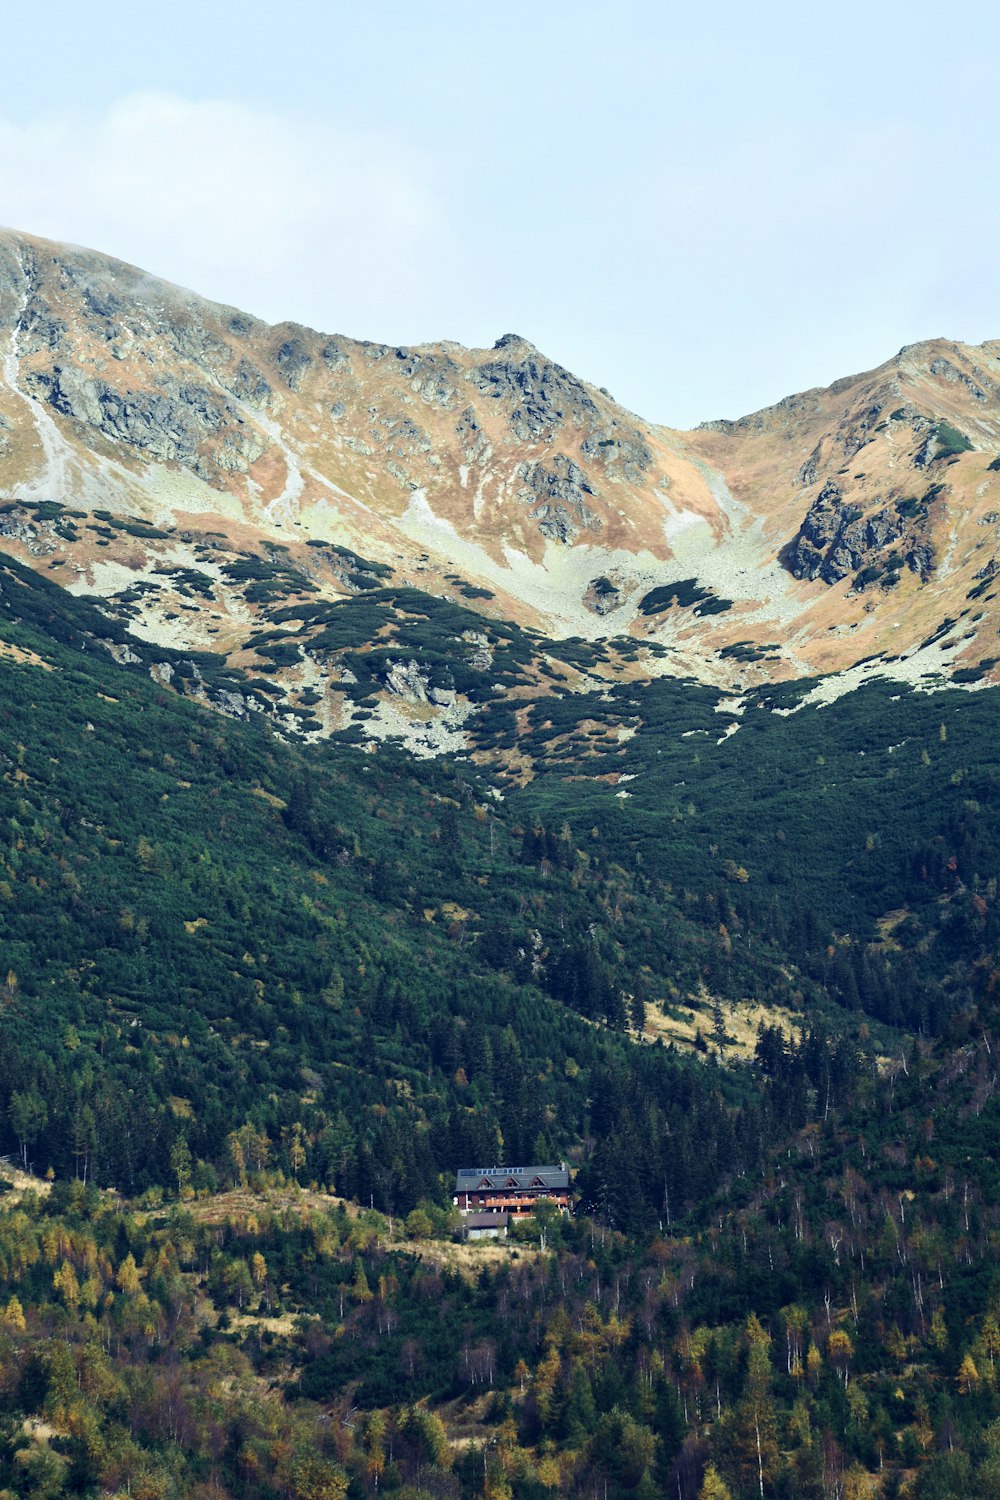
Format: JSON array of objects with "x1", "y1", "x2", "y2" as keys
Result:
[
  {"x1": 561, "y1": 1362, "x2": 596, "y2": 1444},
  {"x1": 9, "y1": 1088, "x2": 47, "y2": 1170}
]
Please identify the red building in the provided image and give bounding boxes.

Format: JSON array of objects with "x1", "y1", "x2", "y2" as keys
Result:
[{"x1": 453, "y1": 1164, "x2": 571, "y2": 1220}]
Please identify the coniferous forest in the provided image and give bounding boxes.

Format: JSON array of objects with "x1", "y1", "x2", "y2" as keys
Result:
[{"x1": 0, "y1": 560, "x2": 999, "y2": 1498}]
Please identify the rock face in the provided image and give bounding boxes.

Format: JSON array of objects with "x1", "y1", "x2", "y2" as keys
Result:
[
  {"x1": 25, "y1": 365, "x2": 266, "y2": 477},
  {"x1": 783, "y1": 481, "x2": 912, "y2": 585},
  {"x1": 516, "y1": 454, "x2": 601, "y2": 542},
  {"x1": 470, "y1": 335, "x2": 599, "y2": 441}
]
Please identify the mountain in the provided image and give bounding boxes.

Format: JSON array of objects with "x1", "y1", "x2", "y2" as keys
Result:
[
  {"x1": 1, "y1": 230, "x2": 1000, "y2": 1500},
  {"x1": 1, "y1": 228, "x2": 999, "y2": 768}
]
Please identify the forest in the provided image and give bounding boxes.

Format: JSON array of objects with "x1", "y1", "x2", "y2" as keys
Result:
[{"x1": 0, "y1": 558, "x2": 998, "y2": 1496}]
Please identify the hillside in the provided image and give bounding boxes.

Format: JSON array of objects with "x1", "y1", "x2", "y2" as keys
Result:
[
  {"x1": 0, "y1": 229, "x2": 999, "y2": 1498},
  {"x1": 0, "y1": 496, "x2": 997, "y2": 1498}
]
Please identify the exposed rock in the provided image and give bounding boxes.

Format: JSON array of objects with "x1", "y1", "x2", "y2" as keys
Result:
[
  {"x1": 31, "y1": 366, "x2": 217, "y2": 462},
  {"x1": 0, "y1": 512, "x2": 42, "y2": 548},
  {"x1": 83, "y1": 285, "x2": 124, "y2": 321},
  {"x1": 382, "y1": 658, "x2": 455, "y2": 706},
  {"x1": 0, "y1": 238, "x2": 33, "y2": 323},
  {"x1": 797, "y1": 446, "x2": 822, "y2": 486},
  {"x1": 462, "y1": 630, "x2": 494, "y2": 670},
  {"x1": 215, "y1": 429, "x2": 269, "y2": 473},
  {"x1": 23, "y1": 363, "x2": 268, "y2": 480},
  {"x1": 914, "y1": 432, "x2": 939, "y2": 468},
  {"x1": 906, "y1": 542, "x2": 936, "y2": 579},
  {"x1": 227, "y1": 313, "x2": 260, "y2": 337},
  {"x1": 406, "y1": 352, "x2": 460, "y2": 409},
  {"x1": 386, "y1": 460, "x2": 418, "y2": 489},
  {"x1": 206, "y1": 687, "x2": 263, "y2": 719},
  {"x1": 455, "y1": 407, "x2": 491, "y2": 464},
  {"x1": 696, "y1": 388, "x2": 812, "y2": 436},
  {"x1": 516, "y1": 454, "x2": 601, "y2": 543},
  {"x1": 583, "y1": 575, "x2": 624, "y2": 615},
  {"x1": 782, "y1": 481, "x2": 852, "y2": 580},
  {"x1": 21, "y1": 298, "x2": 67, "y2": 354},
  {"x1": 274, "y1": 336, "x2": 314, "y2": 390},
  {"x1": 929, "y1": 357, "x2": 990, "y2": 402},
  {"x1": 581, "y1": 426, "x2": 652, "y2": 482},
  {"x1": 913, "y1": 420, "x2": 974, "y2": 468},
  {"x1": 227, "y1": 358, "x2": 274, "y2": 411},
  {"x1": 158, "y1": 312, "x2": 233, "y2": 369},
  {"x1": 383, "y1": 415, "x2": 432, "y2": 457},
  {"x1": 470, "y1": 338, "x2": 598, "y2": 441},
  {"x1": 837, "y1": 402, "x2": 884, "y2": 459},
  {"x1": 828, "y1": 509, "x2": 904, "y2": 582},
  {"x1": 321, "y1": 339, "x2": 351, "y2": 369},
  {"x1": 783, "y1": 479, "x2": 908, "y2": 584}
]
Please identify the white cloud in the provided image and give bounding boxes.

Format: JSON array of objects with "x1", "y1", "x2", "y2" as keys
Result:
[
  {"x1": 0, "y1": 91, "x2": 456, "y2": 338},
  {"x1": 0, "y1": 82, "x2": 996, "y2": 428}
]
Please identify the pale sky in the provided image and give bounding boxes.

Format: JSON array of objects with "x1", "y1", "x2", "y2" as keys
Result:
[{"x1": 1, "y1": 0, "x2": 998, "y2": 427}]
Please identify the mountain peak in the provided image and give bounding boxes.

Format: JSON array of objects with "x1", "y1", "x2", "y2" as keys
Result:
[{"x1": 492, "y1": 332, "x2": 538, "y2": 352}]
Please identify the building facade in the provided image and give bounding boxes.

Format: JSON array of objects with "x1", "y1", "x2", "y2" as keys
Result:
[{"x1": 453, "y1": 1164, "x2": 571, "y2": 1220}]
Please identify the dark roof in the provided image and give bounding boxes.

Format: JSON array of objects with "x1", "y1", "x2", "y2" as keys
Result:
[{"x1": 455, "y1": 1164, "x2": 570, "y2": 1193}]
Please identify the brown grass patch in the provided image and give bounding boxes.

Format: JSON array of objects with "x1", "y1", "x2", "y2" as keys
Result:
[
  {"x1": 0, "y1": 639, "x2": 52, "y2": 671},
  {"x1": 644, "y1": 995, "x2": 800, "y2": 1061}
]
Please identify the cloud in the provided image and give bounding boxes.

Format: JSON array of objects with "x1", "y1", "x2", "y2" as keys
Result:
[{"x1": 0, "y1": 91, "x2": 457, "y2": 338}]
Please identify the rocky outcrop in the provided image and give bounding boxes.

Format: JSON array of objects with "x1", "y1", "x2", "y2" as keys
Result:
[
  {"x1": 783, "y1": 480, "x2": 911, "y2": 584},
  {"x1": 836, "y1": 402, "x2": 885, "y2": 460},
  {"x1": 516, "y1": 454, "x2": 601, "y2": 543},
  {"x1": 389, "y1": 347, "x2": 461, "y2": 410},
  {"x1": 454, "y1": 408, "x2": 491, "y2": 465},
  {"x1": 0, "y1": 508, "x2": 55, "y2": 553},
  {"x1": 227, "y1": 358, "x2": 275, "y2": 411},
  {"x1": 470, "y1": 335, "x2": 599, "y2": 441},
  {"x1": 783, "y1": 481, "x2": 855, "y2": 580},
  {"x1": 24, "y1": 365, "x2": 266, "y2": 478},
  {"x1": 462, "y1": 630, "x2": 494, "y2": 670},
  {"x1": 274, "y1": 336, "x2": 314, "y2": 390},
  {"x1": 929, "y1": 357, "x2": 991, "y2": 402},
  {"x1": 382, "y1": 414, "x2": 432, "y2": 458},
  {"x1": 583, "y1": 575, "x2": 624, "y2": 615},
  {"x1": 321, "y1": 338, "x2": 351, "y2": 369},
  {"x1": 581, "y1": 426, "x2": 652, "y2": 482},
  {"x1": 21, "y1": 299, "x2": 67, "y2": 355},
  {"x1": 382, "y1": 658, "x2": 456, "y2": 706}
]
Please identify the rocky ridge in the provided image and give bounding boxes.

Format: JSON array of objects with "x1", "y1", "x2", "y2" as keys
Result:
[{"x1": 0, "y1": 229, "x2": 999, "y2": 759}]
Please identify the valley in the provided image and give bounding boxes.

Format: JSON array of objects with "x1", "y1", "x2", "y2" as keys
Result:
[{"x1": 0, "y1": 230, "x2": 996, "y2": 1498}]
